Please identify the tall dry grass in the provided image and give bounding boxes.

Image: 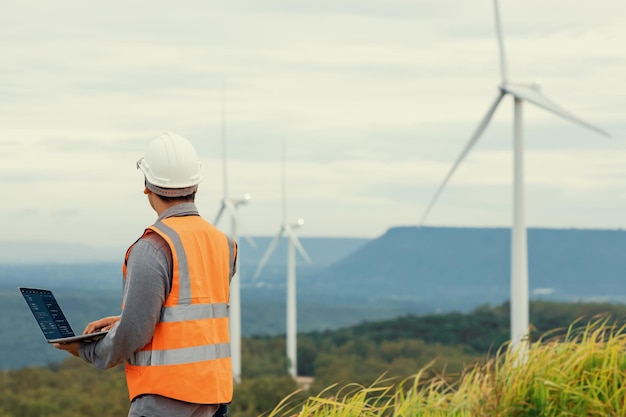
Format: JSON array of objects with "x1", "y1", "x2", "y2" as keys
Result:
[{"x1": 267, "y1": 317, "x2": 626, "y2": 417}]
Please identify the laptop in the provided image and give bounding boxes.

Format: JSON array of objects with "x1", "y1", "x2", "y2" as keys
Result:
[{"x1": 19, "y1": 287, "x2": 109, "y2": 344}]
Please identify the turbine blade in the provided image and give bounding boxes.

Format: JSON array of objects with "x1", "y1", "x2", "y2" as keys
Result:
[
  {"x1": 222, "y1": 199, "x2": 256, "y2": 247},
  {"x1": 420, "y1": 91, "x2": 505, "y2": 225},
  {"x1": 493, "y1": 0, "x2": 508, "y2": 84},
  {"x1": 503, "y1": 84, "x2": 611, "y2": 137},
  {"x1": 213, "y1": 202, "x2": 226, "y2": 225},
  {"x1": 243, "y1": 234, "x2": 256, "y2": 248},
  {"x1": 253, "y1": 227, "x2": 285, "y2": 279},
  {"x1": 285, "y1": 225, "x2": 312, "y2": 264}
]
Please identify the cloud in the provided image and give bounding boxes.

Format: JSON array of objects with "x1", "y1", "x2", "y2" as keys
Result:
[{"x1": 0, "y1": 0, "x2": 624, "y2": 246}]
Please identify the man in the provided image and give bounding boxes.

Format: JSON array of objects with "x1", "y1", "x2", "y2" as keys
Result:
[{"x1": 55, "y1": 132, "x2": 237, "y2": 417}]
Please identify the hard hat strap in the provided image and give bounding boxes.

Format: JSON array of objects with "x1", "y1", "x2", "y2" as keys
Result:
[{"x1": 145, "y1": 180, "x2": 198, "y2": 198}]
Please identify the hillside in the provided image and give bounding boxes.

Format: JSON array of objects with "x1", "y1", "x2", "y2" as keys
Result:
[
  {"x1": 3, "y1": 303, "x2": 626, "y2": 417},
  {"x1": 309, "y1": 226, "x2": 626, "y2": 311}
]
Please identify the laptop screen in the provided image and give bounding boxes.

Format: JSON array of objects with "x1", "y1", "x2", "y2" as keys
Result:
[{"x1": 20, "y1": 288, "x2": 75, "y2": 340}]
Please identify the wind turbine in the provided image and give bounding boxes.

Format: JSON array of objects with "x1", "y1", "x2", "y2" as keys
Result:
[
  {"x1": 253, "y1": 141, "x2": 312, "y2": 379},
  {"x1": 419, "y1": 0, "x2": 610, "y2": 353},
  {"x1": 213, "y1": 81, "x2": 255, "y2": 383}
]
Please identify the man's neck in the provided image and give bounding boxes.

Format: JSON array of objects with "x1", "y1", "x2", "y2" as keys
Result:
[{"x1": 150, "y1": 193, "x2": 188, "y2": 215}]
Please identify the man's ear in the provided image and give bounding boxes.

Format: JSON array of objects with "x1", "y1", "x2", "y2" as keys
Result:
[{"x1": 143, "y1": 187, "x2": 150, "y2": 195}]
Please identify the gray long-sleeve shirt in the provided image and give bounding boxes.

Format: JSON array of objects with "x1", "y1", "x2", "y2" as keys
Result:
[{"x1": 79, "y1": 203, "x2": 221, "y2": 417}]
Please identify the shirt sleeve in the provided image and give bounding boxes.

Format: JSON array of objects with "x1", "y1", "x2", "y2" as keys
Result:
[{"x1": 79, "y1": 232, "x2": 171, "y2": 369}]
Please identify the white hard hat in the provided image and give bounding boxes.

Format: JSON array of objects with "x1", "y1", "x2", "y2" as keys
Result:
[{"x1": 136, "y1": 132, "x2": 203, "y2": 197}]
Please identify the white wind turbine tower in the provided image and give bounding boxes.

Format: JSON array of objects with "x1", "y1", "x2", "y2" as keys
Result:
[
  {"x1": 253, "y1": 142, "x2": 312, "y2": 379},
  {"x1": 213, "y1": 82, "x2": 255, "y2": 383},
  {"x1": 420, "y1": 0, "x2": 610, "y2": 354}
]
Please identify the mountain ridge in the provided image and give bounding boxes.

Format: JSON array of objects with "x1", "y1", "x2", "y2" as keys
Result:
[{"x1": 309, "y1": 225, "x2": 626, "y2": 310}]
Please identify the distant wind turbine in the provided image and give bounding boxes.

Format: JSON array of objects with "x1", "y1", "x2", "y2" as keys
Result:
[
  {"x1": 419, "y1": 0, "x2": 610, "y2": 354},
  {"x1": 213, "y1": 81, "x2": 255, "y2": 384},
  {"x1": 253, "y1": 141, "x2": 312, "y2": 379}
]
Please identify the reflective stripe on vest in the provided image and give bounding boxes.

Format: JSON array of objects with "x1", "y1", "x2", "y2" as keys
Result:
[
  {"x1": 152, "y1": 221, "x2": 193, "y2": 302},
  {"x1": 161, "y1": 303, "x2": 229, "y2": 322},
  {"x1": 130, "y1": 343, "x2": 231, "y2": 366}
]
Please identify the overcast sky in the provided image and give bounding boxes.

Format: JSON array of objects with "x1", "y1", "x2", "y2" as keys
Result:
[{"x1": 1, "y1": 0, "x2": 624, "y2": 249}]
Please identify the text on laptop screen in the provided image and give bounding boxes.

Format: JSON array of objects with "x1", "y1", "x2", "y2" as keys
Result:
[{"x1": 21, "y1": 288, "x2": 75, "y2": 340}]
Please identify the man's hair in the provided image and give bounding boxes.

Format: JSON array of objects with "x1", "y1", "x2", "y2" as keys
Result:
[{"x1": 156, "y1": 192, "x2": 196, "y2": 203}]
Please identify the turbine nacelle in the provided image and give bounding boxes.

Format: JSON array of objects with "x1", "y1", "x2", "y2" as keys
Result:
[
  {"x1": 253, "y1": 219, "x2": 312, "y2": 280},
  {"x1": 231, "y1": 193, "x2": 252, "y2": 208},
  {"x1": 501, "y1": 81, "x2": 542, "y2": 93}
]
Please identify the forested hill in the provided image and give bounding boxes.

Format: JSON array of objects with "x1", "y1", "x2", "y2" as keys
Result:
[
  {"x1": 4, "y1": 300, "x2": 626, "y2": 417},
  {"x1": 309, "y1": 226, "x2": 626, "y2": 312}
]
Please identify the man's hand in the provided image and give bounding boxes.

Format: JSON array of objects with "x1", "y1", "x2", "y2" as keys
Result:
[
  {"x1": 84, "y1": 316, "x2": 121, "y2": 334},
  {"x1": 54, "y1": 342, "x2": 80, "y2": 357},
  {"x1": 53, "y1": 316, "x2": 120, "y2": 358}
]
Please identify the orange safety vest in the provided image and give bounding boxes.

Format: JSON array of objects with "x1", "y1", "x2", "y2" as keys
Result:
[{"x1": 122, "y1": 215, "x2": 237, "y2": 404}]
